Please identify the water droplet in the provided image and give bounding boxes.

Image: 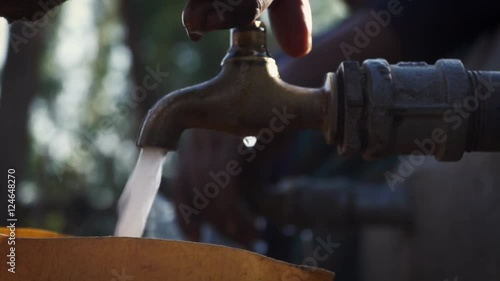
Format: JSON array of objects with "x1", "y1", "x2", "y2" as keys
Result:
[{"x1": 243, "y1": 136, "x2": 257, "y2": 147}]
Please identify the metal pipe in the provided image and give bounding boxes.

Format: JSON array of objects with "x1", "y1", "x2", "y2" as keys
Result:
[
  {"x1": 250, "y1": 178, "x2": 413, "y2": 231},
  {"x1": 328, "y1": 60, "x2": 500, "y2": 161}
]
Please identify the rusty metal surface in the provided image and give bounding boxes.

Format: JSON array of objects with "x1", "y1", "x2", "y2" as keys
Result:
[{"x1": 336, "y1": 59, "x2": 500, "y2": 161}]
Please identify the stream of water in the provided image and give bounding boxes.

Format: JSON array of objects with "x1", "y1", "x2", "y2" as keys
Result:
[{"x1": 114, "y1": 147, "x2": 167, "y2": 237}]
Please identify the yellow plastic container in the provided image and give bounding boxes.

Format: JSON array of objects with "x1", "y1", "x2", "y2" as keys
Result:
[{"x1": 0, "y1": 227, "x2": 334, "y2": 281}]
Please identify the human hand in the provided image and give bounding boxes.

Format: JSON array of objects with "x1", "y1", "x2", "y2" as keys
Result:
[{"x1": 182, "y1": 0, "x2": 312, "y2": 57}]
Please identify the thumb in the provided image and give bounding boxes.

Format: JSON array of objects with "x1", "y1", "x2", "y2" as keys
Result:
[{"x1": 269, "y1": 0, "x2": 312, "y2": 57}]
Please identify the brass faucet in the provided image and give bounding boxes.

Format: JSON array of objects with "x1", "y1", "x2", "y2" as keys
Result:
[{"x1": 136, "y1": 21, "x2": 335, "y2": 150}]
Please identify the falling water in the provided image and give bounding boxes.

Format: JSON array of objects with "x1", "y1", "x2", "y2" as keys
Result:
[{"x1": 114, "y1": 147, "x2": 167, "y2": 237}]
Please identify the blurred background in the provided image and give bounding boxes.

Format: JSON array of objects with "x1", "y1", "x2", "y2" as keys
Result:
[{"x1": 3, "y1": 1, "x2": 500, "y2": 281}]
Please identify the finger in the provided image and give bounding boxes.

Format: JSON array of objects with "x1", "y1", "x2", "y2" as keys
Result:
[
  {"x1": 182, "y1": 0, "x2": 274, "y2": 40},
  {"x1": 269, "y1": 0, "x2": 312, "y2": 57}
]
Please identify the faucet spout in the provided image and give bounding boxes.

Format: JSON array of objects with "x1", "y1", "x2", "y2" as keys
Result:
[{"x1": 137, "y1": 21, "x2": 332, "y2": 150}]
